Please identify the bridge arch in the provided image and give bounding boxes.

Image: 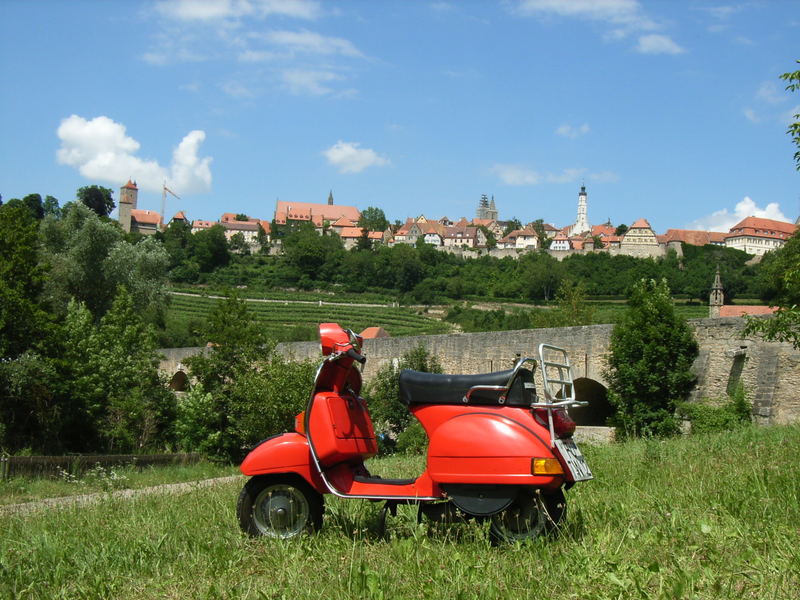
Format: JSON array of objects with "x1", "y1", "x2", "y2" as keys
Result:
[{"x1": 568, "y1": 377, "x2": 613, "y2": 426}]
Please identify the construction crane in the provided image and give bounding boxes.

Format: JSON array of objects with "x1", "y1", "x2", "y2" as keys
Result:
[{"x1": 161, "y1": 181, "x2": 181, "y2": 230}]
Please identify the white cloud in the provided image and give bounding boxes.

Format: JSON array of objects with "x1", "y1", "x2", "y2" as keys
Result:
[
  {"x1": 238, "y1": 49, "x2": 279, "y2": 62},
  {"x1": 156, "y1": 0, "x2": 321, "y2": 22},
  {"x1": 514, "y1": 0, "x2": 655, "y2": 30},
  {"x1": 221, "y1": 81, "x2": 255, "y2": 98},
  {"x1": 757, "y1": 81, "x2": 787, "y2": 105},
  {"x1": 636, "y1": 34, "x2": 685, "y2": 55},
  {"x1": 491, "y1": 163, "x2": 618, "y2": 186},
  {"x1": 281, "y1": 69, "x2": 342, "y2": 95},
  {"x1": 322, "y1": 141, "x2": 390, "y2": 174},
  {"x1": 556, "y1": 123, "x2": 590, "y2": 139},
  {"x1": 56, "y1": 115, "x2": 212, "y2": 194},
  {"x1": 264, "y1": 29, "x2": 362, "y2": 57},
  {"x1": 490, "y1": 164, "x2": 541, "y2": 185},
  {"x1": 743, "y1": 108, "x2": 760, "y2": 123},
  {"x1": 687, "y1": 196, "x2": 789, "y2": 231}
]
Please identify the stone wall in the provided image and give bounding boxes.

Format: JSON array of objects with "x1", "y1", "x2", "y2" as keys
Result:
[{"x1": 161, "y1": 317, "x2": 800, "y2": 426}]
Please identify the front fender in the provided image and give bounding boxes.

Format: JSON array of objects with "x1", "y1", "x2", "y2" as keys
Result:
[
  {"x1": 239, "y1": 433, "x2": 324, "y2": 493},
  {"x1": 427, "y1": 412, "x2": 562, "y2": 488}
]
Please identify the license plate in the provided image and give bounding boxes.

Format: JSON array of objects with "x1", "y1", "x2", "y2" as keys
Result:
[{"x1": 554, "y1": 438, "x2": 593, "y2": 482}]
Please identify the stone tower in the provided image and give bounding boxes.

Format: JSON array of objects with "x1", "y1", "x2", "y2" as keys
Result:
[
  {"x1": 487, "y1": 195, "x2": 498, "y2": 220},
  {"x1": 709, "y1": 265, "x2": 724, "y2": 318},
  {"x1": 118, "y1": 179, "x2": 138, "y2": 233},
  {"x1": 572, "y1": 185, "x2": 590, "y2": 235}
]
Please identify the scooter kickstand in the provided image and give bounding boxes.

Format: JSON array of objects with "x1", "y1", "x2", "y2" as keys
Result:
[{"x1": 377, "y1": 501, "x2": 399, "y2": 539}]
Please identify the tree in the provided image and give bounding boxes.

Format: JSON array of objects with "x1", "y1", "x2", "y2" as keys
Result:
[
  {"x1": 503, "y1": 217, "x2": 523, "y2": 236},
  {"x1": 188, "y1": 224, "x2": 231, "y2": 272},
  {"x1": 77, "y1": 185, "x2": 115, "y2": 218},
  {"x1": 357, "y1": 206, "x2": 389, "y2": 232},
  {"x1": 530, "y1": 219, "x2": 552, "y2": 249},
  {"x1": 615, "y1": 224, "x2": 629, "y2": 236},
  {"x1": 477, "y1": 225, "x2": 496, "y2": 249},
  {"x1": 43, "y1": 195, "x2": 60, "y2": 218},
  {"x1": 355, "y1": 228, "x2": 373, "y2": 251},
  {"x1": 780, "y1": 59, "x2": 800, "y2": 170},
  {"x1": 605, "y1": 279, "x2": 698, "y2": 438},
  {"x1": 235, "y1": 213, "x2": 249, "y2": 221},
  {"x1": 228, "y1": 231, "x2": 251, "y2": 255},
  {"x1": 40, "y1": 203, "x2": 168, "y2": 320},
  {"x1": 184, "y1": 293, "x2": 315, "y2": 461}
]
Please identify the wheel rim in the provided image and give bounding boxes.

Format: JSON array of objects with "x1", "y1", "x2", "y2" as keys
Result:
[
  {"x1": 490, "y1": 494, "x2": 547, "y2": 542},
  {"x1": 252, "y1": 484, "x2": 311, "y2": 538}
]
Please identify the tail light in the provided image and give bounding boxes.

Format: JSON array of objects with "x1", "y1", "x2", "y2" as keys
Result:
[{"x1": 533, "y1": 407, "x2": 576, "y2": 439}]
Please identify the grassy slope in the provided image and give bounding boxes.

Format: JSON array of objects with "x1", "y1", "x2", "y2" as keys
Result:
[{"x1": 2, "y1": 425, "x2": 798, "y2": 599}]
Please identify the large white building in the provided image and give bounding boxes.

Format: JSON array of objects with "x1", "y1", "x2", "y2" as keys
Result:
[{"x1": 724, "y1": 217, "x2": 797, "y2": 255}]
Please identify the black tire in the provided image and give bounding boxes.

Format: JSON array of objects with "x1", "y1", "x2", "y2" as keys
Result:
[
  {"x1": 237, "y1": 475, "x2": 323, "y2": 539},
  {"x1": 488, "y1": 487, "x2": 566, "y2": 544}
]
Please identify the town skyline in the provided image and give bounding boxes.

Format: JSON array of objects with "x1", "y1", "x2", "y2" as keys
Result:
[{"x1": 1, "y1": 1, "x2": 798, "y2": 233}]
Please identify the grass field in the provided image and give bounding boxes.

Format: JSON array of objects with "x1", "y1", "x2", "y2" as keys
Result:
[
  {"x1": 0, "y1": 462, "x2": 238, "y2": 506},
  {"x1": 2, "y1": 425, "x2": 798, "y2": 599},
  {"x1": 167, "y1": 292, "x2": 454, "y2": 343}
]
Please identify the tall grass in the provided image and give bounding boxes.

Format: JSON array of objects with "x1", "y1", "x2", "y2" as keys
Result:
[{"x1": 2, "y1": 425, "x2": 798, "y2": 599}]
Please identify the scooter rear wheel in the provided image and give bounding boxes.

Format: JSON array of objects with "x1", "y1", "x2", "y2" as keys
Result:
[
  {"x1": 488, "y1": 488, "x2": 566, "y2": 544},
  {"x1": 237, "y1": 475, "x2": 323, "y2": 538}
]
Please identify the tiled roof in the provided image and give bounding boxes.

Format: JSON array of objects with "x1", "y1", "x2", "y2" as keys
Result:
[
  {"x1": 222, "y1": 221, "x2": 259, "y2": 231},
  {"x1": 122, "y1": 179, "x2": 138, "y2": 190},
  {"x1": 719, "y1": 305, "x2": 778, "y2": 317},
  {"x1": 274, "y1": 200, "x2": 360, "y2": 226},
  {"x1": 131, "y1": 209, "x2": 161, "y2": 226},
  {"x1": 663, "y1": 229, "x2": 728, "y2": 246},
  {"x1": 726, "y1": 217, "x2": 796, "y2": 239},
  {"x1": 192, "y1": 219, "x2": 218, "y2": 229},
  {"x1": 360, "y1": 326, "x2": 390, "y2": 339},
  {"x1": 630, "y1": 218, "x2": 652, "y2": 229},
  {"x1": 591, "y1": 224, "x2": 616, "y2": 237}
]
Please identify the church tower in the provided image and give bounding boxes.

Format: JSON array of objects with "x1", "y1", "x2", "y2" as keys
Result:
[
  {"x1": 118, "y1": 179, "x2": 138, "y2": 233},
  {"x1": 572, "y1": 185, "x2": 590, "y2": 235},
  {"x1": 327, "y1": 190, "x2": 334, "y2": 205},
  {"x1": 709, "y1": 265, "x2": 724, "y2": 318}
]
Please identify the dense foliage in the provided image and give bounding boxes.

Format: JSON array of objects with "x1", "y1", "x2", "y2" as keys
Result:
[
  {"x1": 605, "y1": 279, "x2": 699, "y2": 438},
  {"x1": 180, "y1": 294, "x2": 316, "y2": 462}
]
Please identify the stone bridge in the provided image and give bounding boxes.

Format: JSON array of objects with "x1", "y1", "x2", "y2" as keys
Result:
[{"x1": 159, "y1": 317, "x2": 800, "y2": 428}]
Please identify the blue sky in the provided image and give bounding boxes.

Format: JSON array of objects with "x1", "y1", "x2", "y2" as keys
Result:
[{"x1": 1, "y1": 0, "x2": 798, "y2": 233}]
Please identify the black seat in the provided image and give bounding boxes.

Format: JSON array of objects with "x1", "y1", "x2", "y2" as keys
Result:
[{"x1": 398, "y1": 368, "x2": 535, "y2": 407}]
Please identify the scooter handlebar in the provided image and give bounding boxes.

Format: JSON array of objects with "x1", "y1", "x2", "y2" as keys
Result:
[{"x1": 346, "y1": 348, "x2": 367, "y2": 364}]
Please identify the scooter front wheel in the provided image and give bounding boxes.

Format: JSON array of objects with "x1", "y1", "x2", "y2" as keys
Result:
[
  {"x1": 488, "y1": 488, "x2": 566, "y2": 544},
  {"x1": 237, "y1": 475, "x2": 323, "y2": 538}
]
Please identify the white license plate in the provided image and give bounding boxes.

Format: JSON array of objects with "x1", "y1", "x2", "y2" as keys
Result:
[{"x1": 554, "y1": 439, "x2": 594, "y2": 482}]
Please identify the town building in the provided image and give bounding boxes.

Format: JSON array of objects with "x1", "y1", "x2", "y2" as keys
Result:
[
  {"x1": 566, "y1": 185, "x2": 591, "y2": 236},
  {"x1": 723, "y1": 217, "x2": 797, "y2": 255},
  {"x1": 117, "y1": 180, "x2": 163, "y2": 235},
  {"x1": 476, "y1": 194, "x2": 498, "y2": 221},
  {"x1": 273, "y1": 192, "x2": 361, "y2": 230}
]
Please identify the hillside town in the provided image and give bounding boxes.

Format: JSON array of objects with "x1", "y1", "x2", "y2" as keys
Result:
[{"x1": 117, "y1": 179, "x2": 798, "y2": 260}]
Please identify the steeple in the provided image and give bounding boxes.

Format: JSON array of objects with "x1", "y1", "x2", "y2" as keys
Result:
[
  {"x1": 709, "y1": 265, "x2": 724, "y2": 318},
  {"x1": 327, "y1": 190, "x2": 334, "y2": 205},
  {"x1": 572, "y1": 184, "x2": 590, "y2": 235}
]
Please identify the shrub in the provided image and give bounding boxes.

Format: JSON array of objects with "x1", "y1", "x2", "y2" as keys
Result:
[
  {"x1": 678, "y1": 384, "x2": 752, "y2": 434},
  {"x1": 605, "y1": 278, "x2": 699, "y2": 439}
]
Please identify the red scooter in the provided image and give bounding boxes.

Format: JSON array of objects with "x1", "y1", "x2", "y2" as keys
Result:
[{"x1": 237, "y1": 323, "x2": 593, "y2": 543}]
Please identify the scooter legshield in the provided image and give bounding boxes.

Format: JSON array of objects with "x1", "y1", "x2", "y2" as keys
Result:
[{"x1": 239, "y1": 432, "x2": 325, "y2": 493}]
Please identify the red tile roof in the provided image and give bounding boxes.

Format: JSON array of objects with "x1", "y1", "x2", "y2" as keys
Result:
[
  {"x1": 360, "y1": 326, "x2": 390, "y2": 339},
  {"x1": 726, "y1": 217, "x2": 797, "y2": 240},
  {"x1": 663, "y1": 229, "x2": 728, "y2": 246},
  {"x1": 130, "y1": 209, "x2": 161, "y2": 226},
  {"x1": 122, "y1": 179, "x2": 138, "y2": 190},
  {"x1": 719, "y1": 305, "x2": 778, "y2": 317},
  {"x1": 630, "y1": 218, "x2": 652, "y2": 229},
  {"x1": 274, "y1": 200, "x2": 360, "y2": 227}
]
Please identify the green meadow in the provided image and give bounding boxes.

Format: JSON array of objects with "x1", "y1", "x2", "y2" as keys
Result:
[{"x1": 2, "y1": 425, "x2": 798, "y2": 599}]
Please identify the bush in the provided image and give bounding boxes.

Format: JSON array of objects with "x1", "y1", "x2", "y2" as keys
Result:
[
  {"x1": 678, "y1": 384, "x2": 752, "y2": 434},
  {"x1": 605, "y1": 278, "x2": 699, "y2": 439},
  {"x1": 395, "y1": 422, "x2": 428, "y2": 454},
  {"x1": 365, "y1": 345, "x2": 442, "y2": 451}
]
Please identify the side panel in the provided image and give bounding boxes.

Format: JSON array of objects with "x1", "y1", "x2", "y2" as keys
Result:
[
  {"x1": 239, "y1": 433, "x2": 325, "y2": 493},
  {"x1": 426, "y1": 411, "x2": 563, "y2": 488},
  {"x1": 308, "y1": 392, "x2": 378, "y2": 466}
]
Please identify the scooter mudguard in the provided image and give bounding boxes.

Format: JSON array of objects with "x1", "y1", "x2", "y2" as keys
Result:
[
  {"x1": 239, "y1": 433, "x2": 325, "y2": 493},
  {"x1": 426, "y1": 410, "x2": 564, "y2": 490}
]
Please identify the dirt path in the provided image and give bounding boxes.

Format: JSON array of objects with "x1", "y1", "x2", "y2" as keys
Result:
[{"x1": 0, "y1": 475, "x2": 242, "y2": 517}]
